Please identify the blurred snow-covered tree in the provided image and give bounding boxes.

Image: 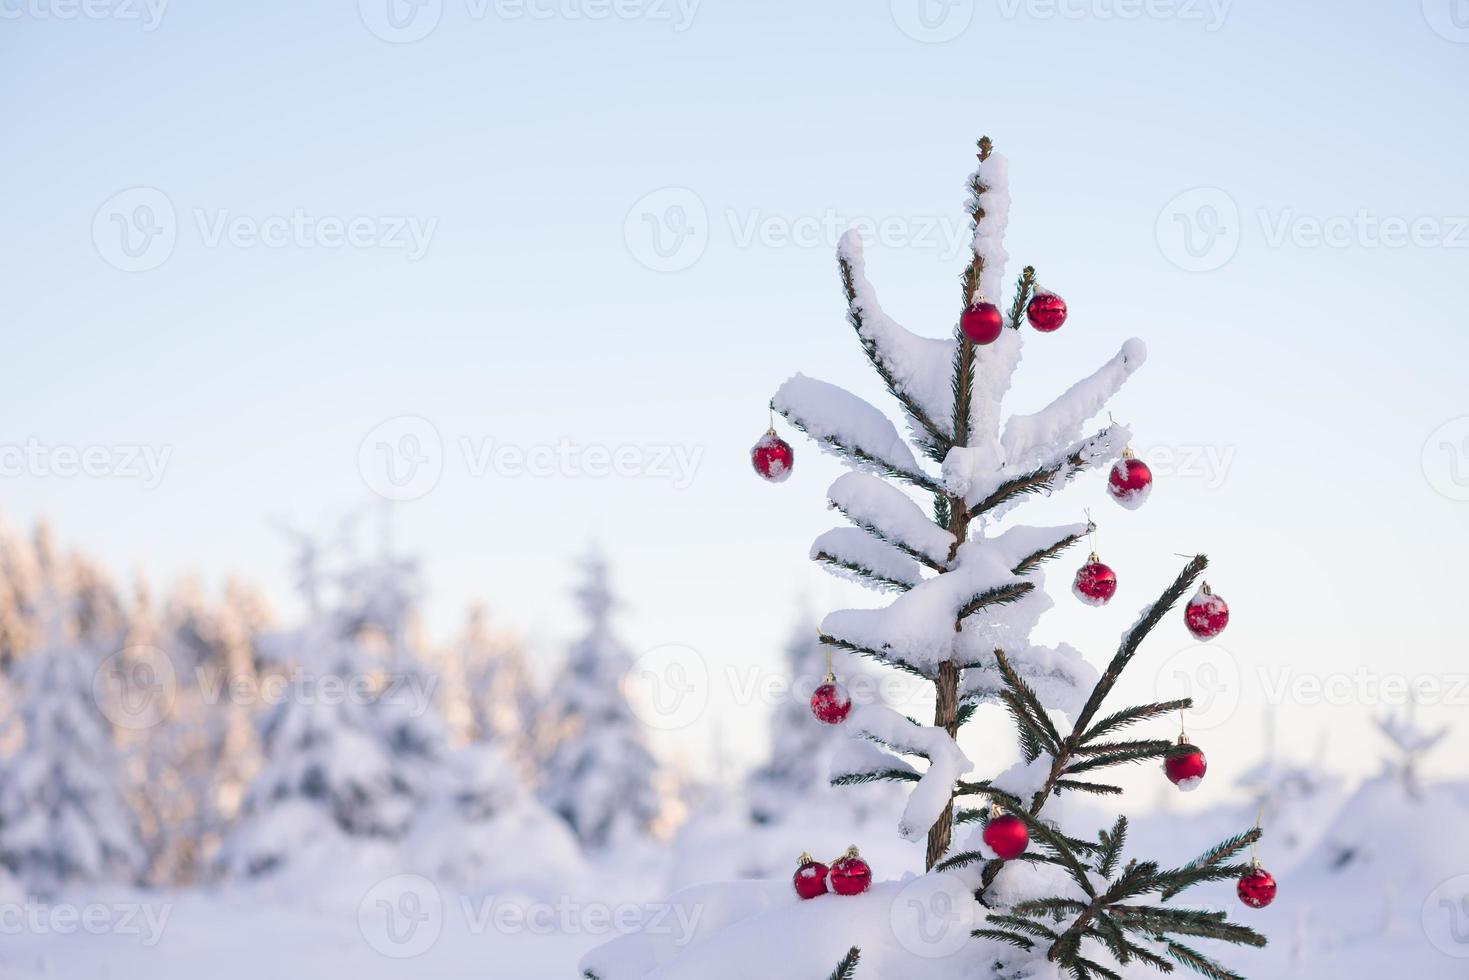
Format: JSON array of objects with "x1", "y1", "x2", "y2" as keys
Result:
[
  {"x1": 0, "y1": 598, "x2": 142, "y2": 893},
  {"x1": 221, "y1": 531, "x2": 449, "y2": 877},
  {"x1": 539, "y1": 555, "x2": 664, "y2": 850}
]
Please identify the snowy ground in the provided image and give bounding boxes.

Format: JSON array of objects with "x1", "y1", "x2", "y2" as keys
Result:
[{"x1": 5, "y1": 781, "x2": 1469, "y2": 979}]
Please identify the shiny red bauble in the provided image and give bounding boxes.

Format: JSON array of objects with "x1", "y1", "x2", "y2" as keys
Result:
[
  {"x1": 1164, "y1": 742, "x2": 1208, "y2": 792},
  {"x1": 1073, "y1": 556, "x2": 1117, "y2": 607},
  {"x1": 810, "y1": 680, "x2": 853, "y2": 725},
  {"x1": 793, "y1": 854, "x2": 829, "y2": 900},
  {"x1": 1237, "y1": 865, "x2": 1277, "y2": 909},
  {"x1": 751, "y1": 429, "x2": 794, "y2": 483},
  {"x1": 1185, "y1": 584, "x2": 1230, "y2": 641},
  {"x1": 828, "y1": 848, "x2": 872, "y2": 896},
  {"x1": 1107, "y1": 453, "x2": 1153, "y2": 510},
  {"x1": 982, "y1": 813, "x2": 1030, "y2": 860},
  {"x1": 1025, "y1": 290, "x2": 1067, "y2": 332},
  {"x1": 960, "y1": 301, "x2": 1005, "y2": 345}
]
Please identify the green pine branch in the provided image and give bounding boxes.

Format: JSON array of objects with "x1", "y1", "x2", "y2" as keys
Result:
[
  {"x1": 1011, "y1": 525, "x2": 1090, "y2": 575},
  {"x1": 827, "y1": 946, "x2": 862, "y2": 980},
  {"x1": 1096, "y1": 816, "x2": 1128, "y2": 878},
  {"x1": 830, "y1": 768, "x2": 921, "y2": 787},
  {"x1": 1005, "y1": 266, "x2": 1037, "y2": 330},
  {"x1": 812, "y1": 551, "x2": 915, "y2": 592},
  {"x1": 817, "y1": 633, "x2": 935, "y2": 680},
  {"x1": 1071, "y1": 556, "x2": 1208, "y2": 738},
  {"x1": 958, "y1": 582, "x2": 1035, "y2": 620},
  {"x1": 994, "y1": 649, "x2": 1063, "y2": 754},
  {"x1": 1157, "y1": 827, "x2": 1263, "y2": 900},
  {"x1": 1082, "y1": 700, "x2": 1194, "y2": 744}
]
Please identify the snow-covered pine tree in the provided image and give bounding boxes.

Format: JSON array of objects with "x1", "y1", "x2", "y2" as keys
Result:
[
  {"x1": 220, "y1": 532, "x2": 448, "y2": 876},
  {"x1": 583, "y1": 138, "x2": 1266, "y2": 980},
  {"x1": 0, "y1": 597, "x2": 143, "y2": 894},
  {"x1": 539, "y1": 555, "x2": 663, "y2": 851}
]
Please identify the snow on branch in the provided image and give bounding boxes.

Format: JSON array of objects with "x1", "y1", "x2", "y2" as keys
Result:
[
  {"x1": 952, "y1": 423, "x2": 1132, "y2": 518},
  {"x1": 969, "y1": 150, "x2": 1011, "y2": 304},
  {"x1": 773, "y1": 374, "x2": 942, "y2": 494},
  {"x1": 826, "y1": 472, "x2": 955, "y2": 570},
  {"x1": 837, "y1": 231, "x2": 957, "y2": 459},
  {"x1": 810, "y1": 527, "x2": 923, "y2": 593},
  {"x1": 844, "y1": 705, "x2": 974, "y2": 842},
  {"x1": 1001, "y1": 339, "x2": 1147, "y2": 468},
  {"x1": 820, "y1": 542, "x2": 1026, "y2": 672},
  {"x1": 829, "y1": 737, "x2": 919, "y2": 785},
  {"x1": 989, "y1": 522, "x2": 1092, "y2": 574}
]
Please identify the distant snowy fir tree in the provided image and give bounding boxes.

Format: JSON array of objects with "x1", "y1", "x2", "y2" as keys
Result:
[{"x1": 539, "y1": 555, "x2": 666, "y2": 850}]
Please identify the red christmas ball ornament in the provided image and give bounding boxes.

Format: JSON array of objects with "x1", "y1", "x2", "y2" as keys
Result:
[
  {"x1": 1164, "y1": 739, "x2": 1208, "y2": 792},
  {"x1": 828, "y1": 846, "x2": 872, "y2": 896},
  {"x1": 792, "y1": 853, "x2": 829, "y2": 900},
  {"x1": 1184, "y1": 583, "x2": 1230, "y2": 641},
  {"x1": 1107, "y1": 449, "x2": 1153, "y2": 510},
  {"x1": 751, "y1": 428, "x2": 794, "y2": 483},
  {"x1": 982, "y1": 810, "x2": 1029, "y2": 860},
  {"x1": 1073, "y1": 554, "x2": 1117, "y2": 607},
  {"x1": 1025, "y1": 289, "x2": 1067, "y2": 333},
  {"x1": 960, "y1": 301, "x2": 1004, "y2": 345},
  {"x1": 1237, "y1": 864, "x2": 1277, "y2": 909},
  {"x1": 810, "y1": 677, "x2": 852, "y2": 725}
]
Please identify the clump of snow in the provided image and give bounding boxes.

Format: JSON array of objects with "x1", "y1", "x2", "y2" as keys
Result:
[
  {"x1": 826, "y1": 472, "x2": 955, "y2": 567},
  {"x1": 838, "y1": 230, "x2": 958, "y2": 444},
  {"x1": 809, "y1": 527, "x2": 923, "y2": 592},
  {"x1": 844, "y1": 705, "x2": 974, "y2": 842},
  {"x1": 1001, "y1": 339, "x2": 1147, "y2": 469},
  {"x1": 821, "y1": 542, "x2": 1023, "y2": 672},
  {"x1": 773, "y1": 374, "x2": 928, "y2": 481}
]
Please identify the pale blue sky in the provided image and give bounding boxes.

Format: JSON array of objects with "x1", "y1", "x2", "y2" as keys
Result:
[{"x1": 2, "y1": 0, "x2": 1466, "y2": 789}]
